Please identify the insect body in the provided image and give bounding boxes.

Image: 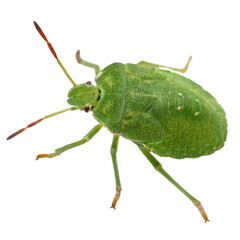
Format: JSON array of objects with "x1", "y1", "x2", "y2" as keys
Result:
[
  {"x1": 7, "y1": 22, "x2": 227, "y2": 223},
  {"x1": 91, "y1": 63, "x2": 227, "y2": 159}
]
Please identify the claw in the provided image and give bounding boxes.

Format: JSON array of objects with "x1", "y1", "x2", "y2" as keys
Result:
[
  {"x1": 36, "y1": 153, "x2": 56, "y2": 160},
  {"x1": 111, "y1": 186, "x2": 122, "y2": 209},
  {"x1": 194, "y1": 200, "x2": 210, "y2": 223}
]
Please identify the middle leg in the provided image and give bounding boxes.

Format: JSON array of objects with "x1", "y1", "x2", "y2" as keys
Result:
[
  {"x1": 110, "y1": 135, "x2": 122, "y2": 209},
  {"x1": 137, "y1": 56, "x2": 192, "y2": 73}
]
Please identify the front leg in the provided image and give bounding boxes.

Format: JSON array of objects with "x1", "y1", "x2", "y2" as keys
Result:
[
  {"x1": 75, "y1": 50, "x2": 101, "y2": 75},
  {"x1": 110, "y1": 135, "x2": 122, "y2": 209},
  {"x1": 36, "y1": 124, "x2": 103, "y2": 159}
]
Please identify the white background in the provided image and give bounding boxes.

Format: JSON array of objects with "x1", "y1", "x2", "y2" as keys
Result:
[{"x1": 1, "y1": 1, "x2": 239, "y2": 239}]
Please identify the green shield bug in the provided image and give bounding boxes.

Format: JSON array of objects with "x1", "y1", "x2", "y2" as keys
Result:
[{"x1": 7, "y1": 21, "x2": 227, "y2": 223}]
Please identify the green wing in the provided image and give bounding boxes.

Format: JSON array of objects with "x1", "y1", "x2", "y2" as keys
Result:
[
  {"x1": 119, "y1": 63, "x2": 165, "y2": 143},
  {"x1": 120, "y1": 112, "x2": 165, "y2": 143}
]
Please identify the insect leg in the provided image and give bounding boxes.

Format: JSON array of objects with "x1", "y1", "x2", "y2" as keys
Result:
[
  {"x1": 139, "y1": 146, "x2": 209, "y2": 223},
  {"x1": 137, "y1": 56, "x2": 192, "y2": 73},
  {"x1": 110, "y1": 135, "x2": 122, "y2": 209},
  {"x1": 76, "y1": 50, "x2": 101, "y2": 75},
  {"x1": 36, "y1": 124, "x2": 103, "y2": 159}
]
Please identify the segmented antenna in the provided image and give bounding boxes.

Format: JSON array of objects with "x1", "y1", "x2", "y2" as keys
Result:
[
  {"x1": 7, "y1": 118, "x2": 44, "y2": 140},
  {"x1": 6, "y1": 107, "x2": 79, "y2": 140},
  {"x1": 33, "y1": 21, "x2": 77, "y2": 86}
]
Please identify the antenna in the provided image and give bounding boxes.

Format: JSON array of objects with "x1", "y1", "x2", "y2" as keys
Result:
[
  {"x1": 6, "y1": 107, "x2": 79, "y2": 140},
  {"x1": 33, "y1": 21, "x2": 77, "y2": 86}
]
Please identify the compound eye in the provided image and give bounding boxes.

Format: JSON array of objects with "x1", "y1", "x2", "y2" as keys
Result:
[
  {"x1": 84, "y1": 105, "x2": 91, "y2": 112},
  {"x1": 85, "y1": 81, "x2": 92, "y2": 85}
]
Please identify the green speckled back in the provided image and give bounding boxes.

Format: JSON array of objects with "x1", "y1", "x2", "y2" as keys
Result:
[{"x1": 93, "y1": 62, "x2": 227, "y2": 159}]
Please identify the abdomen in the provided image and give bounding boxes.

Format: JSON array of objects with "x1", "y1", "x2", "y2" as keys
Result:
[{"x1": 141, "y1": 70, "x2": 227, "y2": 159}]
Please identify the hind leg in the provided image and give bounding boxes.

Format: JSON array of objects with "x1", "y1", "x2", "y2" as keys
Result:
[{"x1": 139, "y1": 146, "x2": 209, "y2": 223}]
